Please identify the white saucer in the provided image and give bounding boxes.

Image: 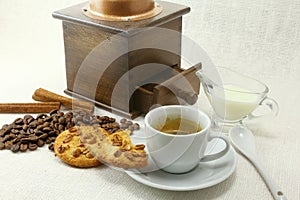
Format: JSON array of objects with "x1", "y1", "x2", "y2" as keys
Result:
[{"x1": 125, "y1": 138, "x2": 237, "y2": 191}]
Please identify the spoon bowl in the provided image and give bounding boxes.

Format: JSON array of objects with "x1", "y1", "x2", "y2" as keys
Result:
[
  {"x1": 229, "y1": 125, "x2": 287, "y2": 200},
  {"x1": 230, "y1": 125, "x2": 257, "y2": 156}
]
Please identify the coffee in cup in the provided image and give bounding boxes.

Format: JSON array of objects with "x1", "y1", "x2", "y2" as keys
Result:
[
  {"x1": 154, "y1": 115, "x2": 202, "y2": 135},
  {"x1": 145, "y1": 105, "x2": 230, "y2": 174}
]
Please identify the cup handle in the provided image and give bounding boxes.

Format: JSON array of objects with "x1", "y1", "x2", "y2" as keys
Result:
[
  {"x1": 248, "y1": 97, "x2": 279, "y2": 121},
  {"x1": 200, "y1": 131, "x2": 231, "y2": 162}
]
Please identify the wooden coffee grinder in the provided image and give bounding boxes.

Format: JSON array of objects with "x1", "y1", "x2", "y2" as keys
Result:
[{"x1": 53, "y1": 0, "x2": 200, "y2": 118}]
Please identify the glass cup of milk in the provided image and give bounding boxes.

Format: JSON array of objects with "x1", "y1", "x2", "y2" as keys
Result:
[{"x1": 196, "y1": 66, "x2": 279, "y2": 127}]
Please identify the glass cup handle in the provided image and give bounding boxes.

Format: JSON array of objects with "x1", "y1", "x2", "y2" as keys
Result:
[
  {"x1": 200, "y1": 131, "x2": 230, "y2": 162},
  {"x1": 248, "y1": 97, "x2": 279, "y2": 121}
]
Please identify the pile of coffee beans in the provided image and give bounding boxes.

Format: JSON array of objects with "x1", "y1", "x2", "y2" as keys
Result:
[
  {"x1": 119, "y1": 118, "x2": 140, "y2": 132},
  {"x1": 0, "y1": 110, "x2": 124, "y2": 153}
]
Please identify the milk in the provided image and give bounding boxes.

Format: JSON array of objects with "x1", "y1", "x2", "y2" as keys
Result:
[{"x1": 210, "y1": 84, "x2": 259, "y2": 121}]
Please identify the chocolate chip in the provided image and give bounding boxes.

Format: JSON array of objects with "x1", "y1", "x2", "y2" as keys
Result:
[
  {"x1": 114, "y1": 150, "x2": 122, "y2": 158},
  {"x1": 72, "y1": 149, "x2": 81, "y2": 158},
  {"x1": 57, "y1": 145, "x2": 65, "y2": 154}
]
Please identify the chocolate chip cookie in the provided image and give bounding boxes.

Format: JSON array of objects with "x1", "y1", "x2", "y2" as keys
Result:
[
  {"x1": 78, "y1": 126, "x2": 148, "y2": 169},
  {"x1": 54, "y1": 127, "x2": 101, "y2": 168}
]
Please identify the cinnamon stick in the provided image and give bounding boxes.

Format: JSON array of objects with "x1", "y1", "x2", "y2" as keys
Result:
[
  {"x1": 32, "y1": 88, "x2": 94, "y2": 112},
  {"x1": 0, "y1": 102, "x2": 61, "y2": 113}
]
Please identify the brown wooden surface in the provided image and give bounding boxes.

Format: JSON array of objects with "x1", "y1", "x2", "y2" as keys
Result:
[
  {"x1": 154, "y1": 66, "x2": 200, "y2": 106},
  {"x1": 54, "y1": 1, "x2": 196, "y2": 118},
  {"x1": 61, "y1": 19, "x2": 185, "y2": 114}
]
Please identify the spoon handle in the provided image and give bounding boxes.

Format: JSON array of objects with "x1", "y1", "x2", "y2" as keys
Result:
[{"x1": 250, "y1": 156, "x2": 287, "y2": 200}]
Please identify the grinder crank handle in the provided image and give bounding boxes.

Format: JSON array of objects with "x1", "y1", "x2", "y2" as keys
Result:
[{"x1": 173, "y1": 87, "x2": 198, "y2": 105}]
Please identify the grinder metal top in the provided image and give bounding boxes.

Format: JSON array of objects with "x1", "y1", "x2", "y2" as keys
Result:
[
  {"x1": 83, "y1": 0, "x2": 163, "y2": 21},
  {"x1": 52, "y1": 1, "x2": 190, "y2": 34}
]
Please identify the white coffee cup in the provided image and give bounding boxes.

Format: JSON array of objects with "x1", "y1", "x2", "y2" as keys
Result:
[{"x1": 145, "y1": 105, "x2": 231, "y2": 174}]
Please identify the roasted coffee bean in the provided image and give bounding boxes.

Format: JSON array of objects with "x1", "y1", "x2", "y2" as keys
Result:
[
  {"x1": 43, "y1": 122, "x2": 50, "y2": 127},
  {"x1": 9, "y1": 133, "x2": 16, "y2": 139},
  {"x1": 120, "y1": 118, "x2": 127, "y2": 124},
  {"x1": 11, "y1": 138, "x2": 20, "y2": 144},
  {"x1": 0, "y1": 142, "x2": 5, "y2": 150},
  {"x1": 44, "y1": 116, "x2": 52, "y2": 122},
  {"x1": 125, "y1": 121, "x2": 133, "y2": 126},
  {"x1": 28, "y1": 143, "x2": 38, "y2": 151},
  {"x1": 48, "y1": 143, "x2": 54, "y2": 151},
  {"x1": 14, "y1": 118, "x2": 24, "y2": 125},
  {"x1": 11, "y1": 129, "x2": 19, "y2": 134},
  {"x1": 48, "y1": 131, "x2": 56, "y2": 137},
  {"x1": 11, "y1": 144, "x2": 20, "y2": 153},
  {"x1": 110, "y1": 122, "x2": 119, "y2": 128},
  {"x1": 53, "y1": 123, "x2": 59, "y2": 130},
  {"x1": 36, "y1": 125, "x2": 43, "y2": 130},
  {"x1": 20, "y1": 143, "x2": 28, "y2": 152},
  {"x1": 26, "y1": 117, "x2": 34, "y2": 124},
  {"x1": 37, "y1": 118, "x2": 44, "y2": 125},
  {"x1": 49, "y1": 137, "x2": 56, "y2": 142},
  {"x1": 2, "y1": 125, "x2": 12, "y2": 135},
  {"x1": 45, "y1": 138, "x2": 52, "y2": 144},
  {"x1": 3, "y1": 135, "x2": 11, "y2": 143},
  {"x1": 57, "y1": 112, "x2": 64, "y2": 117},
  {"x1": 0, "y1": 130, "x2": 5, "y2": 137},
  {"x1": 65, "y1": 117, "x2": 71, "y2": 123},
  {"x1": 52, "y1": 116, "x2": 59, "y2": 123},
  {"x1": 36, "y1": 113, "x2": 47, "y2": 120},
  {"x1": 28, "y1": 121, "x2": 37, "y2": 128},
  {"x1": 37, "y1": 139, "x2": 44, "y2": 147},
  {"x1": 5, "y1": 141, "x2": 13, "y2": 149},
  {"x1": 27, "y1": 128, "x2": 34, "y2": 134},
  {"x1": 39, "y1": 133, "x2": 48, "y2": 140},
  {"x1": 22, "y1": 124, "x2": 28, "y2": 131},
  {"x1": 49, "y1": 109, "x2": 59, "y2": 116},
  {"x1": 34, "y1": 130, "x2": 44, "y2": 136},
  {"x1": 66, "y1": 122, "x2": 73, "y2": 129},
  {"x1": 128, "y1": 125, "x2": 134, "y2": 131},
  {"x1": 24, "y1": 114, "x2": 33, "y2": 120},
  {"x1": 132, "y1": 123, "x2": 140, "y2": 130},
  {"x1": 12, "y1": 124, "x2": 23, "y2": 130},
  {"x1": 120, "y1": 124, "x2": 128, "y2": 129},
  {"x1": 58, "y1": 117, "x2": 66, "y2": 124},
  {"x1": 58, "y1": 124, "x2": 64, "y2": 131},
  {"x1": 42, "y1": 127, "x2": 52, "y2": 132},
  {"x1": 21, "y1": 136, "x2": 38, "y2": 143},
  {"x1": 1, "y1": 124, "x2": 9, "y2": 129}
]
